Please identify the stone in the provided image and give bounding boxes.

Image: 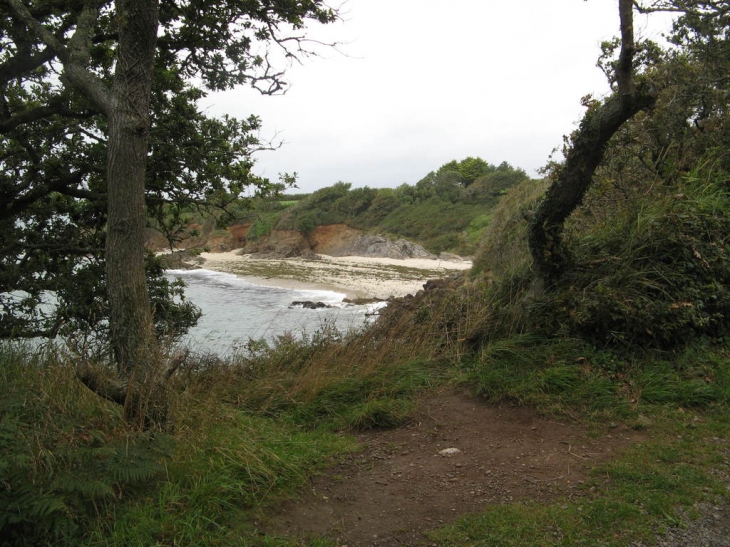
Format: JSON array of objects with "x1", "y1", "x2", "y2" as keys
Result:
[{"x1": 289, "y1": 301, "x2": 331, "y2": 309}]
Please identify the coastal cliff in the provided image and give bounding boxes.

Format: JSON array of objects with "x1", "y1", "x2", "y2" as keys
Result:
[{"x1": 148, "y1": 222, "x2": 450, "y2": 261}]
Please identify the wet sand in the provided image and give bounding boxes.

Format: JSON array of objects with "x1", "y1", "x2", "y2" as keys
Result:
[{"x1": 198, "y1": 251, "x2": 472, "y2": 300}]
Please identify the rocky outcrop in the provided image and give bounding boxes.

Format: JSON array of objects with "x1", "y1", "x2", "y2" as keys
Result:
[
  {"x1": 148, "y1": 221, "x2": 458, "y2": 262},
  {"x1": 309, "y1": 224, "x2": 363, "y2": 255},
  {"x1": 303, "y1": 225, "x2": 434, "y2": 259},
  {"x1": 240, "y1": 229, "x2": 320, "y2": 259},
  {"x1": 156, "y1": 249, "x2": 204, "y2": 270},
  {"x1": 228, "y1": 223, "x2": 252, "y2": 247},
  {"x1": 289, "y1": 301, "x2": 333, "y2": 309},
  {"x1": 237, "y1": 224, "x2": 436, "y2": 260},
  {"x1": 337, "y1": 234, "x2": 435, "y2": 260}
]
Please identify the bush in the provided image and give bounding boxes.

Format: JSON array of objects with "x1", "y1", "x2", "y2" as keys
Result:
[
  {"x1": 532, "y1": 178, "x2": 730, "y2": 348},
  {"x1": 472, "y1": 177, "x2": 548, "y2": 277}
]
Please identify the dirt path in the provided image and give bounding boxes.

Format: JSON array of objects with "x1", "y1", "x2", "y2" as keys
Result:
[{"x1": 263, "y1": 389, "x2": 648, "y2": 546}]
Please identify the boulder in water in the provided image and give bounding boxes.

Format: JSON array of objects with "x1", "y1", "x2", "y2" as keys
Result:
[{"x1": 290, "y1": 301, "x2": 332, "y2": 309}]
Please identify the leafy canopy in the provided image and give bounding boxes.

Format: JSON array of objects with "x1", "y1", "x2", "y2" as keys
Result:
[{"x1": 0, "y1": 0, "x2": 336, "y2": 344}]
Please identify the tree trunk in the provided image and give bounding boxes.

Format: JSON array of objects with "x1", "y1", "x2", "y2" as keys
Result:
[
  {"x1": 104, "y1": 0, "x2": 164, "y2": 425},
  {"x1": 5, "y1": 0, "x2": 169, "y2": 426},
  {"x1": 528, "y1": 0, "x2": 657, "y2": 285}
]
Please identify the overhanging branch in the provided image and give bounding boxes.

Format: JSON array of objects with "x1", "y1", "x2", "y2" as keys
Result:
[{"x1": 4, "y1": 0, "x2": 113, "y2": 116}]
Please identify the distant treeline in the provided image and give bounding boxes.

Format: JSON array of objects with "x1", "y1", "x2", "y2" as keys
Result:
[{"x1": 234, "y1": 157, "x2": 531, "y2": 255}]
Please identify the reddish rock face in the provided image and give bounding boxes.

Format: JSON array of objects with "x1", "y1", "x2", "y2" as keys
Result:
[
  {"x1": 309, "y1": 224, "x2": 362, "y2": 255},
  {"x1": 148, "y1": 220, "x2": 437, "y2": 260},
  {"x1": 228, "y1": 223, "x2": 252, "y2": 247}
]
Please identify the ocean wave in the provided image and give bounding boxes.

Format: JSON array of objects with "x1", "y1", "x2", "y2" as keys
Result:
[
  {"x1": 165, "y1": 268, "x2": 383, "y2": 355},
  {"x1": 166, "y1": 268, "x2": 347, "y2": 305}
]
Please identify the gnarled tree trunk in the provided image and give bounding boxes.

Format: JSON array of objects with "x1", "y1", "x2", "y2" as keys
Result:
[{"x1": 528, "y1": 0, "x2": 657, "y2": 285}]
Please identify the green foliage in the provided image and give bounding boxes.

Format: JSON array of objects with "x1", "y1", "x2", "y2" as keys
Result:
[
  {"x1": 343, "y1": 398, "x2": 414, "y2": 430},
  {"x1": 295, "y1": 211, "x2": 319, "y2": 235},
  {"x1": 3, "y1": 3, "x2": 730, "y2": 545},
  {"x1": 472, "y1": 177, "x2": 549, "y2": 276},
  {"x1": 468, "y1": 169, "x2": 531, "y2": 203},
  {"x1": 94, "y1": 413, "x2": 353, "y2": 547},
  {"x1": 465, "y1": 336, "x2": 627, "y2": 417},
  {"x1": 435, "y1": 157, "x2": 514, "y2": 186},
  {"x1": 246, "y1": 215, "x2": 275, "y2": 241},
  {"x1": 227, "y1": 325, "x2": 449, "y2": 429},
  {"x1": 464, "y1": 332, "x2": 730, "y2": 421},
  {"x1": 0, "y1": 0, "x2": 335, "y2": 345},
  {"x1": 259, "y1": 159, "x2": 529, "y2": 255},
  {"x1": 0, "y1": 344, "x2": 173, "y2": 546},
  {"x1": 534, "y1": 177, "x2": 730, "y2": 348},
  {"x1": 295, "y1": 358, "x2": 446, "y2": 430}
]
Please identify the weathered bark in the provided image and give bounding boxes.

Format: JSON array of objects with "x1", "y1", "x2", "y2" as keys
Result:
[
  {"x1": 76, "y1": 351, "x2": 188, "y2": 427},
  {"x1": 3, "y1": 0, "x2": 168, "y2": 426},
  {"x1": 104, "y1": 0, "x2": 164, "y2": 425},
  {"x1": 528, "y1": 0, "x2": 657, "y2": 285}
]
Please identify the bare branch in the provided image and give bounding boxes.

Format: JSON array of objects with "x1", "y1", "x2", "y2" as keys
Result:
[{"x1": 633, "y1": 0, "x2": 687, "y2": 13}]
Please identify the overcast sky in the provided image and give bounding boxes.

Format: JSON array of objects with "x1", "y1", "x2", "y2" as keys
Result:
[{"x1": 203, "y1": 1, "x2": 675, "y2": 193}]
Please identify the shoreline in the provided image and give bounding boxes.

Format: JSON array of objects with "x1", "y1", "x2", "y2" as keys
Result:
[{"x1": 196, "y1": 251, "x2": 472, "y2": 301}]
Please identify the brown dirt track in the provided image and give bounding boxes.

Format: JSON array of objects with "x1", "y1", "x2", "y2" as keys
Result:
[{"x1": 263, "y1": 389, "x2": 648, "y2": 546}]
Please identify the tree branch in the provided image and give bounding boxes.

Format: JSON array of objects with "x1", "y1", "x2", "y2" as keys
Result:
[
  {"x1": 4, "y1": 0, "x2": 113, "y2": 116},
  {"x1": 0, "y1": 171, "x2": 87, "y2": 220},
  {"x1": 76, "y1": 360, "x2": 130, "y2": 406},
  {"x1": 0, "y1": 47, "x2": 56, "y2": 84},
  {"x1": 618, "y1": 0, "x2": 637, "y2": 97},
  {"x1": 0, "y1": 94, "x2": 94, "y2": 133}
]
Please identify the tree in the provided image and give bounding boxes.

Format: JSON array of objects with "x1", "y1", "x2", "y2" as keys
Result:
[
  {"x1": 1, "y1": 0, "x2": 336, "y2": 426},
  {"x1": 467, "y1": 168, "x2": 528, "y2": 204},
  {"x1": 436, "y1": 156, "x2": 497, "y2": 186},
  {"x1": 528, "y1": 0, "x2": 658, "y2": 284}
]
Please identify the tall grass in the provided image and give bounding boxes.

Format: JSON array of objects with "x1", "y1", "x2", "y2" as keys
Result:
[
  {"x1": 173, "y1": 300, "x2": 471, "y2": 428},
  {"x1": 0, "y1": 302, "x2": 462, "y2": 546},
  {"x1": 0, "y1": 343, "x2": 163, "y2": 545}
]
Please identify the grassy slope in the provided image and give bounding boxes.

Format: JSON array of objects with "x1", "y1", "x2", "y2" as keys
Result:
[
  {"x1": 4, "y1": 322, "x2": 729, "y2": 541},
  {"x1": 2, "y1": 334, "x2": 729, "y2": 546}
]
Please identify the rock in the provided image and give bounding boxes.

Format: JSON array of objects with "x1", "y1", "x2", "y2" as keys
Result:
[
  {"x1": 338, "y1": 234, "x2": 436, "y2": 260},
  {"x1": 290, "y1": 301, "x2": 332, "y2": 309},
  {"x1": 438, "y1": 448, "x2": 462, "y2": 456},
  {"x1": 157, "y1": 250, "x2": 204, "y2": 270},
  {"x1": 438, "y1": 252, "x2": 467, "y2": 262},
  {"x1": 241, "y1": 229, "x2": 314, "y2": 259}
]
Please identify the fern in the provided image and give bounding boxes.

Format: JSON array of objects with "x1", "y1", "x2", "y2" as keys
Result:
[
  {"x1": 1, "y1": 399, "x2": 174, "y2": 545},
  {"x1": 108, "y1": 456, "x2": 162, "y2": 484},
  {"x1": 50, "y1": 475, "x2": 115, "y2": 499}
]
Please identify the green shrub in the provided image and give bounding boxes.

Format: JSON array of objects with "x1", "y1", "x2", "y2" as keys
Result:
[
  {"x1": 472, "y1": 177, "x2": 549, "y2": 277},
  {"x1": 535, "y1": 178, "x2": 730, "y2": 348},
  {"x1": 246, "y1": 217, "x2": 273, "y2": 240}
]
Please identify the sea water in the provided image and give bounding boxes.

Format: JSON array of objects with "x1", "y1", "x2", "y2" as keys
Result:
[{"x1": 168, "y1": 269, "x2": 383, "y2": 355}]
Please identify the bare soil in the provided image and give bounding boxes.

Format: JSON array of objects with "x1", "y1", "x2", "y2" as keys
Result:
[{"x1": 263, "y1": 388, "x2": 649, "y2": 546}]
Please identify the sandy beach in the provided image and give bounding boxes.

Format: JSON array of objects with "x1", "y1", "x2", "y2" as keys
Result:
[{"x1": 198, "y1": 251, "x2": 472, "y2": 300}]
